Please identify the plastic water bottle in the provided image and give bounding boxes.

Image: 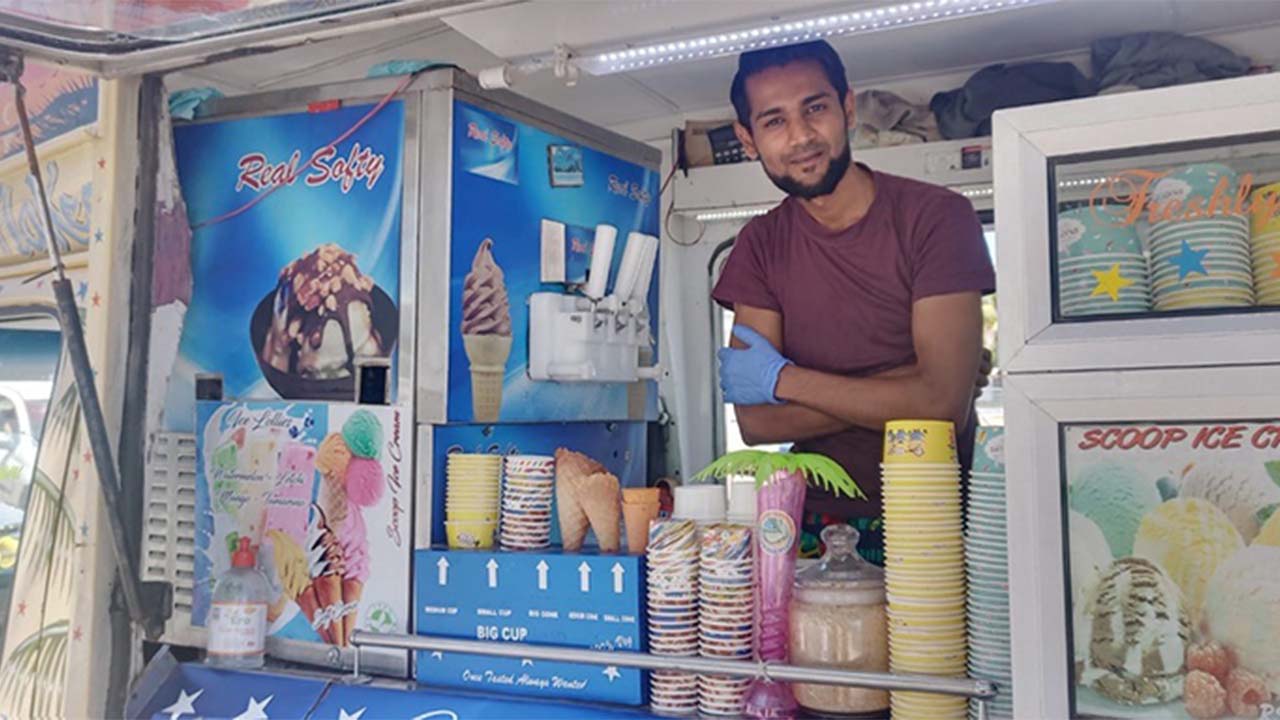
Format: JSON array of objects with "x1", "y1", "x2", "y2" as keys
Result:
[{"x1": 207, "y1": 537, "x2": 269, "y2": 669}]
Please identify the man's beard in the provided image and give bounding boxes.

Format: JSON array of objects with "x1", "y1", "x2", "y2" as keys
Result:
[{"x1": 764, "y1": 142, "x2": 852, "y2": 200}]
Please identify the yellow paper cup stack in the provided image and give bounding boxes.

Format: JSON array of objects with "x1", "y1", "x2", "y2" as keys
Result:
[
  {"x1": 882, "y1": 420, "x2": 967, "y2": 720},
  {"x1": 1251, "y1": 182, "x2": 1280, "y2": 306},
  {"x1": 445, "y1": 453, "x2": 501, "y2": 549}
]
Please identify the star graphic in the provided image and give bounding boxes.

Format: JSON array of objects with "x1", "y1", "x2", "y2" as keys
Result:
[
  {"x1": 97, "y1": 158, "x2": 106, "y2": 169},
  {"x1": 603, "y1": 666, "x2": 621, "y2": 682},
  {"x1": 72, "y1": 626, "x2": 82, "y2": 641},
  {"x1": 91, "y1": 292, "x2": 101, "y2": 307},
  {"x1": 83, "y1": 450, "x2": 92, "y2": 463},
  {"x1": 80, "y1": 523, "x2": 89, "y2": 538},
  {"x1": 1169, "y1": 239, "x2": 1209, "y2": 280},
  {"x1": 16, "y1": 602, "x2": 25, "y2": 616},
  {"x1": 338, "y1": 709, "x2": 367, "y2": 720},
  {"x1": 94, "y1": 229, "x2": 103, "y2": 244},
  {"x1": 1090, "y1": 263, "x2": 1135, "y2": 301},
  {"x1": 77, "y1": 281, "x2": 88, "y2": 300},
  {"x1": 72, "y1": 468, "x2": 80, "y2": 481},
  {"x1": 430, "y1": 651, "x2": 444, "y2": 661},
  {"x1": 232, "y1": 694, "x2": 273, "y2": 720},
  {"x1": 1271, "y1": 252, "x2": 1280, "y2": 279},
  {"x1": 160, "y1": 688, "x2": 203, "y2": 720},
  {"x1": 520, "y1": 658, "x2": 534, "y2": 667}
]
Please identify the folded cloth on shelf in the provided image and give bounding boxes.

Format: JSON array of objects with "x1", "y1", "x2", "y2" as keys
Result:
[
  {"x1": 930, "y1": 61, "x2": 1094, "y2": 138},
  {"x1": 366, "y1": 60, "x2": 455, "y2": 78},
  {"x1": 851, "y1": 89, "x2": 940, "y2": 149},
  {"x1": 168, "y1": 87, "x2": 223, "y2": 120},
  {"x1": 1091, "y1": 32, "x2": 1251, "y2": 92}
]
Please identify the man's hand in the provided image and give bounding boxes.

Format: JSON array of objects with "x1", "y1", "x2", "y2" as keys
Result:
[
  {"x1": 718, "y1": 325, "x2": 792, "y2": 406},
  {"x1": 974, "y1": 348, "x2": 993, "y2": 400}
]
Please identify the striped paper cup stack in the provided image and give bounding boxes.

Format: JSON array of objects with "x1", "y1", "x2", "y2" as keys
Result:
[
  {"x1": 500, "y1": 455, "x2": 555, "y2": 550},
  {"x1": 697, "y1": 523, "x2": 755, "y2": 717},
  {"x1": 647, "y1": 519, "x2": 700, "y2": 716},
  {"x1": 966, "y1": 427, "x2": 1012, "y2": 719},
  {"x1": 1056, "y1": 206, "x2": 1150, "y2": 317},
  {"x1": 1250, "y1": 181, "x2": 1280, "y2": 306},
  {"x1": 1148, "y1": 164, "x2": 1255, "y2": 311},
  {"x1": 882, "y1": 420, "x2": 968, "y2": 720}
]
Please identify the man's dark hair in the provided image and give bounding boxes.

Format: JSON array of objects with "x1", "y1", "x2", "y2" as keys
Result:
[{"x1": 730, "y1": 40, "x2": 850, "y2": 129}]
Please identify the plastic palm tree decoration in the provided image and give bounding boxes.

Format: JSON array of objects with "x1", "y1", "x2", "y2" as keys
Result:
[
  {"x1": 694, "y1": 449, "x2": 865, "y2": 500},
  {"x1": 695, "y1": 449, "x2": 865, "y2": 719}
]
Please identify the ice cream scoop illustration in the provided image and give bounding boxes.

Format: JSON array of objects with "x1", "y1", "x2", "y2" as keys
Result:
[
  {"x1": 1070, "y1": 461, "x2": 1161, "y2": 558},
  {"x1": 461, "y1": 239, "x2": 512, "y2": 422},
  {"x1": 1203, "y1": 545, "x2": 1280, "y2": 696},
  {"x1": 1080, "y1": 557, "x2": 1190, "y2": 706},
  {"x1": 1132, "y1": 498, "x2": 1243, "y2": 619},
  {"x1": 260, "y1": 243, "x2": 386, "y2": 381},
  {"x1": 1176, "y1": 461, "x2": 1280, "y2": 542}
]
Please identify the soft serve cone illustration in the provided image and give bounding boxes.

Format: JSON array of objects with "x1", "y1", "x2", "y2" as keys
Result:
[{"x1": 461, "y1": 238, "x2": 513, "y2": 422}]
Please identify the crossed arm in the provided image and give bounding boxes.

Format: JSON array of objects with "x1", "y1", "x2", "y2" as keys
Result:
[{"x1": 728, "y1": 292, "x2": 984, "y2": 446}]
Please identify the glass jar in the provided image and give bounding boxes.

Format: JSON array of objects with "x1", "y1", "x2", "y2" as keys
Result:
[{"x1": 788, "y1": 525, "x2": 890, "y2": 717}]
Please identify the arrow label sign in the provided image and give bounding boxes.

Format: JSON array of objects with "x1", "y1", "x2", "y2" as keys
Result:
[
  {"x1": 578, "y1": 562, "x2": 591, "y2": 593},
  {"x1": 437, "y1": 557, "x2": 449, "y2": 586},
  {"x1": 536, "y1": 560, "x2": 549, "y2": 591},
  {"x1": 487, "y1": 558, "x2": 499, "y2": 588},
  {"x1": 612, "y1": 563, "x2": 625, "y2": 594}
]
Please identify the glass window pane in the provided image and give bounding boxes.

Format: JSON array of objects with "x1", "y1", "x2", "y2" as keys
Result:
[
  {"x1": 1063, "y1": 419, "x2": 1280, "y2": 717},
  {"x1": 1050, "y1": 135, "x2": 1280, "y2": 320},
  {"x1": 0, "y1": 326, "x2": 61, "y2": 648}
]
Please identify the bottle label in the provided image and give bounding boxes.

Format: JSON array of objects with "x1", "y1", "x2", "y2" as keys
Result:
[{"x1": 207, "y1": 601, "x2": 267, "y2": 656}]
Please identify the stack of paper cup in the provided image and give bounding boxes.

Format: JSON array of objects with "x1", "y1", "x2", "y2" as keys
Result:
[
  {"x1": 966, "y1": 427, "x2": 1012, "y2": 720},
  {"x1": 647, "y1": 519, "x2": 700, "y2": 716},
  {"x1": 882, "y1": 420, "x2": 967, "y2": 720},
  {"x1": 500, "y1": 455, "x2": 555, "y2": 550},
  {"x1": 1148, "y1": 164, "x2": 1254, "y2": 311},
  {"x1": 1250, "y1": 181, "x2": 1280, "y2": 306},
  {"x1": 445, "y1": 453, "x2": 501, "y2": 549},
  {"x1": 697, "y1": 523, "x2": 755, "y2": 717},
  {"x1": 1056, "y1": 206, "x2": 1150, "y2": 317}
]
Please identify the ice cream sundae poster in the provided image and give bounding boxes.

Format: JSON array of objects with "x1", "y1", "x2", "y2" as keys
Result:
[
  {"x1": 193, "y1": 400, "x2": 409, "y2": 648},
  {"x1": 1063, "y1": 421, "x2": 1280, "y2": 718},
  {"x1": 447, "y1": 101, "x2": 660, "y2": 423},
  {"x1": 164, "y1": 101, "x2": 405, "y2": 431}
]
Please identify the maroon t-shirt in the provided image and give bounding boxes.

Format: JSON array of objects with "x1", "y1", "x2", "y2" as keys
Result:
[{"x1": 712, "y1": 165, "x2": 995, "y2": 519}]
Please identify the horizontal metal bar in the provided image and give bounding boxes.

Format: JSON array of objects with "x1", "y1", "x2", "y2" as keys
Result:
[{"x1": 351, "y1": 632, "x2": 998, "y2": 700}]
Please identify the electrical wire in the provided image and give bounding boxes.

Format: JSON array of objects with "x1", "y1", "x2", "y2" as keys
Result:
[{"x1": 191, "y1": 70, "x2": 419, "y2": 230}]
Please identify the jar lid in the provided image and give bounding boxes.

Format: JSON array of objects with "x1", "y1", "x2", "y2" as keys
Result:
[{"x1": 794, "y1": 525, "x2": 884, "y2": 604}]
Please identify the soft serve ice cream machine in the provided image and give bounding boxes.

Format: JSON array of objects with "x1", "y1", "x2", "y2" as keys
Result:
[{"x1": 529, "y1": 223, "x2": 661, "y2": 383}]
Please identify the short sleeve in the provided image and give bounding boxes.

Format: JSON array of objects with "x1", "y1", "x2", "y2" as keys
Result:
[
  {"x1": 712, "y1": 218, "x2": 781, "y2": 312},
  {"x1": 909, "y1": 193, "x2": 996, "y2": 302}
]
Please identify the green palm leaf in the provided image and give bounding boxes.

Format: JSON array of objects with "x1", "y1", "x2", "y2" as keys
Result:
[
  {"x1": 43, "y1": 375, "x2": 79, "y2": 448},
  {"x1": 693, "y1": 450, "x2": 865, "y2": 500},
  {"x1": 0, "y1": 621, "x2": 68, "y2": 715},
  {"x1": 20, "y1": 466, "x2": 77, "y2": 594}
]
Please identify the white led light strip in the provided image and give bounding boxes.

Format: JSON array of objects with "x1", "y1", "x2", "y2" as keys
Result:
[
  {"x1": 580, "y1": 0, "x2": 1057, "y2": 76},
  {"x1": 692, "y1": 206, "x2": 774, "y2": 223}
]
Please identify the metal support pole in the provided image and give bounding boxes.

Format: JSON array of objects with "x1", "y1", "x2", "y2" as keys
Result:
[{"x1": 352, "y1": 632, "x2": 999, "y2": 701}]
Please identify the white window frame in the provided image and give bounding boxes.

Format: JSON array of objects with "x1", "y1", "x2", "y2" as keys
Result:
[
  {"x1": 993, "y1": 73, "x2": 1280, "y2": 376},
  {"x1": 1003, "y1": 364, "x2": 1280, "y2": 719}
]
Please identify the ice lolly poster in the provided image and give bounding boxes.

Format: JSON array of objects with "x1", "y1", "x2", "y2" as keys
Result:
[
  {"x1": 448, "y1": 101, "x2": 660, "y2": 424},
  {"x1": 1063, "y1": 421, "x2": 1280, "y2": 718},
  {"x1": 166, "y1": 102, "x2": 404, "y2": 431},
  {"x1": 193, "y1": 400, "x2": 409, "y2": 648}
]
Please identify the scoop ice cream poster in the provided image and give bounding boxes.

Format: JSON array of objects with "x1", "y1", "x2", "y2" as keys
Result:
[
  {"x1": 165, "y1": 102, "x2": 403, "y2": 430},
  {"x1": 193, "y1": 400, "x2": 408, "y2": 647},
  {"x1": 1064, "y1": 422, "x2": 1280, "y2": 718},
  {"x1": 448, "y1": 102, "x2": 659, "y2": 423}
]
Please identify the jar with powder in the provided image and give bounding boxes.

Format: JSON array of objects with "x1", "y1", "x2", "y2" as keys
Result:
[{"x1": 789, "y1": 525, "x2": 890, "y2": 718}]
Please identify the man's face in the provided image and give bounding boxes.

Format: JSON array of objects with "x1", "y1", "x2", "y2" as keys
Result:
[{"x1": 734, "y1": 60, "x2": 854, "y2": 200}]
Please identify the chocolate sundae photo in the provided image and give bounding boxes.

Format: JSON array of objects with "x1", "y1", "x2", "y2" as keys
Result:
[{"x1": 251, "y1": 244, "x2": 398, "y2": 399}]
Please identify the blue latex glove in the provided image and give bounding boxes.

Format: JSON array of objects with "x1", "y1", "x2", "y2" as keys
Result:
[{"x1": 718, "y1": 325, "x2": 792, "y2": 406}]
